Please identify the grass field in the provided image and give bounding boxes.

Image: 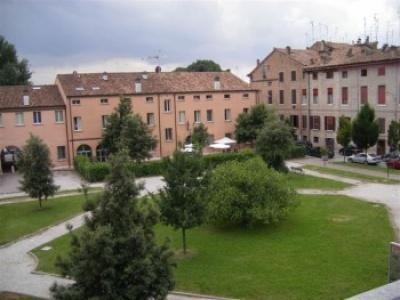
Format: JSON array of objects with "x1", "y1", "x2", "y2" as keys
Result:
[
  {"x1": 287, "y1": 172, "x2": 351, "y2": 190},
  {"x1": 304, "y1": 164, "x2": 399, "y2": 184},
  {"x1": 333, "y1": 161, "x2": 400, "y2": 175},
  {"x1": 33, "y1": 194, "x2": 393, "y2": 300}
]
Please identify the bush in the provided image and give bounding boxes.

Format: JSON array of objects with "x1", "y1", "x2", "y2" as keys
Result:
[
  {"x1": 203, "y1": 149, "x2": 256, "y2": 168},
  {"x1": 287, "y1": 145, "x2": 306, "y2": 159},
  {"x1": 207, "y1": 157, "x2": 297, "y2": 227}
]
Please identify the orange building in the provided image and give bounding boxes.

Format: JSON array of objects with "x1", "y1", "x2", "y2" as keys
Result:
[{"x1": 0, "y1": 68, "x2": 257, "y2": 172}]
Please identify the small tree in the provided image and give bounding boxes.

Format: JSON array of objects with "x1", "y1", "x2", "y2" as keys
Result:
[
  {"x1": 352, "y1": 104, "x2": 379, "y2": 153},
  {"x1": 17, "y1": 135, "x2": 59, "y2": 208},
  {"x1": 159, "y1": 151, "x2": 208, "y2": 254},
  {"x1": 337, "y1": 116, "x2": 352, "y2": 162},
  {"x1": 255, "y1": 120, "x2": 294, "y2": 172},
  {"x1": 207, "y1": 157, "x2": 297, "y2": 227},
  {"x1": 388, "y1": 120, "x2": 400, "y2": 152},
  {"x1": 235, "y1": 104, "x2": 277, "y2": 144},
  {"x1": 102, "y1": 97, "x2": 157, "y2": 161},
  {"x1": 51, "y1": 149, "x2": 175, "y2": 299},
  {"x1": 174, "y1": 59, "x2": 223, "y2": 72},
  {"x1": 191, "y1": 123, "x2": 209, "y2": 153}
]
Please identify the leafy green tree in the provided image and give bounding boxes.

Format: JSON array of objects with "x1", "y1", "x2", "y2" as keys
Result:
[
  {"x1": 102, "y1": 97, "x2": 157, "y2": 162},
  {"x1": 17, "y1": 135, "x2": 59, "y2": 208},
  {"x1": 337, "y1": 116, "x2": 352, "y2": 161},
  {"x1": 191, "y1": 123, "x2": 209, "y2": 153},
  {"x1": 174, "y1": 59, "x2": 223, "y2": 72},
  {"x1": 51, "y1": 150, "x2": 175, "y2": 299},
  {"x1": 388, "y1": 120, "x2": 400, "y2": 152},
  {"x1": 235, "y1": 104, "x2": 277, "y2": 144},
  {"x1": 255, "y1": 120, "x2": 294, "y2": 172},
  {"x1": 0, "y1": 35, "x2": 31, "y2": 85},
  {"x1": 207, "y1": 157, "x2": 297, "y2": 227},
  {"x1": 159, "y1": 151, "x2": 208, "y2": 254},
  {"x1": 352, "y1": 104, "x2": 379, "y2": 153}
]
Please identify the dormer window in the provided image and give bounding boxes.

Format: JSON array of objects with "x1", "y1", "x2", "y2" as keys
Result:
[
  {"x1": 102, "y1": 72, "x2": 108, "y2": 81},
  {"x1": 135, "y1": 79, "x2": 142, "y2": 93},
  {"x1": 214, "y1": 76, "x2": 221, "y2": 90},
  {"x1": 23, "y1": 95, "x2": 30, "y2": 106},
  {"x1": 75, "y1": 87, "x2": 84, "y2": 91}
]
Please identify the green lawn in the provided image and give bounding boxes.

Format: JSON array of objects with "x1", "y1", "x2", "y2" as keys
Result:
[
  {"x1": 305, "y1": 164, "x2": 399, "y2": 184},
  {"x1": 33, "y1": 194, "x2": 394, "y2": 300},
  {"x1": 333, "y1": 161, "x2": 400, "y2": 175},
  {"x1": 0, "y1": 292, "x2": 38, "y2": 300},
  {"x1": 287, "y1": 173, "x2": 351, "y2": 190},
  {"x1": 0, "y1": 194, "x2": 89, "y2": 245}
]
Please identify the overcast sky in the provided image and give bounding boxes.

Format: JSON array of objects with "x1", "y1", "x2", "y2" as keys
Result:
[{"x1": 1, "y1": 0, "x2": 400, "y2": 84}]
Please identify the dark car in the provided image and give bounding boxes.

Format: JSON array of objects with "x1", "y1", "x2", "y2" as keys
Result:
[
  {"x1": 386, "y1": 159, "x2": 400, "y2": 170},
  {"x1": 382, "y1": 152, "x2": 400, "y2": 162},
  {"x1": 339, "y1": 145, "x2": 362, "y2": 156}
]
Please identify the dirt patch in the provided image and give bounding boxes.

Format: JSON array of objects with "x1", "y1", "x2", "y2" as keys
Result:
[{"x1": 331, "y1": 215, "x2": 353, "y2": 223}]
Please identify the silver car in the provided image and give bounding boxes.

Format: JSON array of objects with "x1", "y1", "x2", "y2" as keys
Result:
[{"x1": 348, "y1": 153, "x2": 382, "y2": 165}]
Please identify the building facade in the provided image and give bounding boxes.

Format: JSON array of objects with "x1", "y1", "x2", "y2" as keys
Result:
[
  {"x1": 0, "y1": 69, "x2": 256, "y2": 172},
  {"x1": 249, "y1": 40, "x2": 400, "y2": 154}
]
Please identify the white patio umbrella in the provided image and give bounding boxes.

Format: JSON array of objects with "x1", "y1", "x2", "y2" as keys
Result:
[
  {"x1": 209, "y1": 143, "x2": 231, "y2": 149},
  {"x1": 214, "y1": 137, "x2": 236, "y2": 145}
]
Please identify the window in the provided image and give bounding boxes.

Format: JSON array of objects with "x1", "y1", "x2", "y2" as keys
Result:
[
  {"x1": 312, "y1": 72, "x2": 318, "y2": 80},
  {"x1": 73, "y1": 116, "x2": 82, "y2": 131},
  {"x1": 178, "y1": 111, "x2": 185, "y2": 124},
  {"x1": 360, "y1": 86, "x2": 368, "y2": 104},
  {"x1": 164, "y1": 99, "x2": 171, "y2": 112},
  {"x1": 342, "y1": 87, "x2": 348, "y2": 105},
  {"x1": 101, "y1": 115, "x2": 109, "y2": 129},
  {"x1": 342, "y1": 71, "x2": 348, "y2": 78},
  {"x1": 378, "y1": 66, "x2": 386, "y2": 76},
  {"x1": 326, "y1": 71, "x2": 334, "y2": 79},
  {"x1": 224, "y1": 94, "x2": 231, "y2": 99},
  {"x1": 309, "y1": 116, "x2": 321, "y2": 130},
  {"x1": 207, "y1": 109, "x2": 213, "y2": 122},
  {"x1": 313, "y1": 136, "x2": 319, "y2": 143},
  {"x1": 290, "y1": 115, "x2": 299, "y2": 128},
  {"x1": 206, "y1": 94, "x2": 213, "y2": 100},
  {"x1": 72, "y1": 99, "x2": 80, "y2": 105},
  {"x1": 135, "y1": 80, "x2": 142, "y2": 93},
  {"x1": 224, "y1": 109, "x2": 231, "y2": 121},
  {"x1": 301, "y1": 89, "x2": 307, "y2": 105},
  {"x1": 267, "y1": 90, "x2": 273, "y2": 104},
  {"x1": 96, "y1": 145, "x2": 108, "y2": 162},
  {"x1": 291, "y1": 70, "x2": 296, "y2": 81},
  {"x1": 279, "y1": 72, "x2": 284, "y2": 82},
  {"x1": 378, "y1": 118, "x2": 385, "y2": 134},
  {"x1": 193, "y1": 95, "x2": 201, "y2": 100},
  {"x1": 243, "y1": 108, "x2": 249, "y2": 113},
  {"x1": 312, "y1": 88, "x2": 318, "y2": 104},
  {"x1": 33, "y1": 111, "x2": 42, "y2": 124},
  {"x1": 194, "y1": 110, "x2": 201, "y2": 123},
  {"x1": 177, "y1": 95, "x2": 185, "y2": 101},
  {"x1": 291, "y1": 89, "x2": 297, "y2": 105},
  {"x1": 165, "y1": 128, "x2": 173, "y2": 141},
  {"x1": 327, "y1": 88, "x2": 333, "y2": 104},
  {"x1": 378, "y1": 85, "x2": 386, "y2": 105},
  {"x1": 77, "y1": 144, "x2": 92, "y2": 157},
  {"x1": 302, "y1": 115, "x2": 307, "y2": 129},
  {"x1": 279, "y1": 90, "x2": 284, "y2": 104},
  {"x1": 0, "y1": 113, "x2": 2, "y2": 127},
  {"x1": 146, "y1": 113, "x2": 154, "y2": 126},
  {"x1": 100, "y1": 98, "x2": 108, "y2": 104},
  {"x1": 207, "y1": 134, "x2": 215, "y2": 145},
  {"x1": 57, "y1": 146, "x2": 66, "y2": 160},
  {"x1": 55, "y1": 110, "x2": 64, "y2": 123},
  {"x1": 325, "y1": 116, "x2": 336, "y2": 131},
  {"x1": 243, "y1": 93, "x2": 249, "y2": 98},
  {"x1": 361, "y1": 69, "x2": 368, "y2": 77},
  {"x1": 145, "y1": 97, "x2": 153, "y2": 103},
  {"x1": 15, "y1": 112, "x2": 24, "y2": 126}
]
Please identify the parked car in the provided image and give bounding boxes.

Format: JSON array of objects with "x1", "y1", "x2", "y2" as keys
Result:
[
  {"x1": 348, "y1": 153, "x2": 382, "y2": 165},
  {"x1": 339, "y1": 145, "x2": 362, "y2": 156},
  {"x1": 307, "y1": 146, "x2": 334, "y2": 159},
  {"x1": 382, "y1": 152, "x2": 400, "y2": 162},
  {"x1": 386, "y1": 159, "x2": 400, "y2": 170}
]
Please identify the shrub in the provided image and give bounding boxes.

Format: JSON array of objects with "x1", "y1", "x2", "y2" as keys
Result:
[
  {"x1": 287, "y1": 145, "x2": 306, "y2": 159},
  {"x1": 207, "y1": 157, "x2": 297, "y2": 227}
]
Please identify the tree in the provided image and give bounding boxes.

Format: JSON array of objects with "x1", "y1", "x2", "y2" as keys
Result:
[
  {"x1": 191, "y1": 123, "x2": 209, "y2": 153},
  {"x1": 51, "y1": 150, "x2": 175, "y2": 299},
  {"x1": 159, "y1": 151, "x2": 208, "y2": 254},
  {"x1": 352, "y1": 104, "x2": 379, "y2": 153},
  {"x1": 255, "y1": 120, "x2": 294, "y2": 172},
  {"x1": 0, "y1": 35, "x2": 31, "y2": 85},
  {"x1": 102, "y1": 97, "x2": 157, "y2": 161},
  {"x1": 174, "y1": 59, "x2": 223, "y2": 72},
  {"x1": 388, "y1": 120, "x2": 400, "y2": 152},
  {"x1": 17, "y1": 135, "x2": 59, "y2": 208},
  {"x1": 235, "y1": 104, "x2": 277, "y2": 144},
  {"x1": 206, "y1": 157, "x2": 297, "y2": 227},
  {"x1": 337, "y1": 116, "x2": 352, "y2": 162}
]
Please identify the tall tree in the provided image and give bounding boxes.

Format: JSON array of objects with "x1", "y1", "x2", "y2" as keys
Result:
[
  {"x1": 51, "y1": 150, "x2": 175, "y2": 299},
  {"x1": 102, "y1": 97, "x2": 157, "y2": 162},
  {"x1": 191, "y1": 123, "x2": 209, "y2": 153},
  {"x1": 388, "y1": 120, "x2": 400, "y2": 152},
  {"x1": 256, "y1": 120, "x2": 294, "y2": 172},
  {"x1": 0, "y1": 35, "x2": 31, "y2": 85},
  {"x1": 352, "y1": 104, "x2": 379, "y2": 153},
  {"x1": 174, "y1": 59, "x2": 223, "y2": 72},
  {"x1": 337, "y1": 116, "x2": 352, "y2": 162},
  {"x1": 17, "y1": 135, "x2": 59, "y2": 207},
  {"x1": 159, "y1": 151, "x2": 208, "y2": 254},
  {"x1": 235, "y1": 104, "x2": 277, "y2": 144}
]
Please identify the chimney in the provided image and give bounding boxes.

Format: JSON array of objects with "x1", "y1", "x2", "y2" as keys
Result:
[
  {"x1": 135, "y1": 78, "x2": 142, "y2": 93},
  {"x1": 22, "y1": 88, "x2": 30, "y2": 106},
  {"x1": 286, "y1": 46, "x2": 291, "y2": 55},
  {"x1": 155, "y1": 66, "x2": 162, "y2": 73},
  {"x1": 257, "y1": 59, "x2": 260, "y2": 65},
  {"x1": 72, "y1": 70, "x2": 78, "y2": 77},
  {"x1": 213, "y1": 76, "x2": 221, "y2": 90},
  {"x1": 102, "y1": 72, "x2": 108, "y2": 81}
]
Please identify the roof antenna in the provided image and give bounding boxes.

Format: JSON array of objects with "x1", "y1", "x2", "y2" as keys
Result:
[
  {"x1": 310, "y1": 21, "x2": 315, "y2": 43},
  {"x1": 363, "y1": 17, "x2": 367, "y2": 40},
  {"x1": 374, "y1": 14, "x2": 379, "y2": 42}
]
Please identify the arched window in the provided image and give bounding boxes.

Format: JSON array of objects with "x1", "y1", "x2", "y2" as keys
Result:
[
  {"x1": 96, "y1": 144, "x2": 108, "y2": 162},
  {"x1": 76, "y1": 144, "x2": 92, "y2": 158}
]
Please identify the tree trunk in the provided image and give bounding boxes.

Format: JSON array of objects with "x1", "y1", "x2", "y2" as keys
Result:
[
  {"x1": 182, "y1": 228, "x2": 187, "y2": 254},
  {"x1": 38, "y1": 196, "x2": 42, "y2": 208}
]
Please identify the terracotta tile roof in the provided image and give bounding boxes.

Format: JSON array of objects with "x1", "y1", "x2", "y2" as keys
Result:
[
  {"x1": 57, "y1": 71, "x2": 253, "y2": 97},
  {"x1": 0, "y1": 85, "x2": 64, "y2": 110}
]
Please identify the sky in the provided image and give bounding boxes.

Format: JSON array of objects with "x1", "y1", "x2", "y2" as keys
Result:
[{"x1": 1, "y1": 0, "x2": 400, "y2": 84}]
